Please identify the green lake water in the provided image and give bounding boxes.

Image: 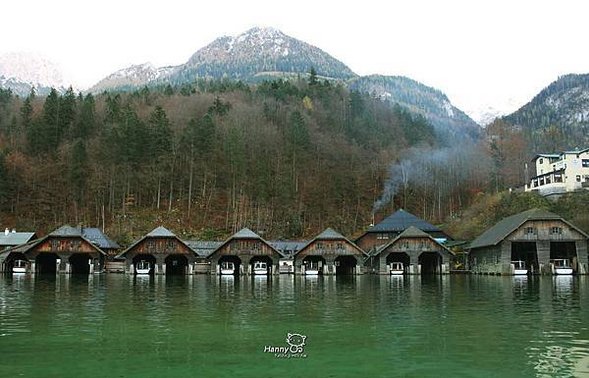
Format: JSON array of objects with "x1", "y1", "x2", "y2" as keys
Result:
[{"x1": 1, "y1": 274, "x2": 588, "y2": 377}]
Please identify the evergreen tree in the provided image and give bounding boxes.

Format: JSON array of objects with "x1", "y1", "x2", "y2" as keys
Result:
[
  {"x1": 148, "y1": 105, "x2": 172, "y2": 159},
  {"x1": 0, "y1": 88, "x2": 12, "y2": 109},
  {"x1": 287, "y1": 110, "x2": 310, "y2": 148},
  {"x1": 105, "y1": 94, "x2": 122, "y2": 123},
  {"x1": 74, "y1": 94, "x2": 96, "y2": 139},
  {"x1": 118, "y1": 105, "x2": 148, "y2": 165},
  {"x1": 20, "y1": 94, "x2": 33, "y2": 130},
  {"x1": 308, "y1": 67, "x2": 318, "y2": 86},
  {"x1": 59, "y1": 87, "x2": 77, "y2": 138},
  {"x1": 42, "y1": 88, "x2": 61, "y2": 151},
  {"x1": 183, "y1": 114, "x2": 215, "y2": 155}
]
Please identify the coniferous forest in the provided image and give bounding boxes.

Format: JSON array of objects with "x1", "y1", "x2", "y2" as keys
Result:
[{"x1": 0, "y1": 77, "x2": 525, "y2": 242}]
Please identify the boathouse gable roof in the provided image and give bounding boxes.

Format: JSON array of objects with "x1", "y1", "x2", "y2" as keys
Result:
[
  {"x1": 315, "y1": 228, "x2": 347, "y2": 240},
  {"x1": 232, "y1": 228, "x2": 260, "y2": 239},
  {"x1": 376, "y1": 226, "x2": 455, "y2": 257},
  {"x1": 469, "y1": 208, "x2": 588, "y2": 250},
  {"x1": 295, "y1": 228, "x2": 368, "y2": 258},
  {"x1": 0, "y1": 231, "x2": 36, "y2": 247},
  {"x1": 369, "y1": 209, "x2": 442, "y2": 233},
  {"x1": 147, "y1": 226, "x2": 176, "y2": 238},
  {"x1": 44, "y1": 226, "x2": 119, "y2": 250},
  {"x1": 208, "y1": 228, "x2": 284, "y2": 259},
  {"x1": 50, "y1": 225, "x2": 83, "y2": 237},
  {"x1": 116, "y1": 226, "x2": 198, "y2": 259},
  {"x1": 10, "y1": 225, "x2": 107, "y2": 256}
]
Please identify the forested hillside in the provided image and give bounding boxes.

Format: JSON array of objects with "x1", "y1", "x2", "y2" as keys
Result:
[
  {"x1": 348, "y1": 75, "x2": 481, "y2": 143},
  {"x1": 0, "y1": 78, "x2": 496, "y2": 242}
]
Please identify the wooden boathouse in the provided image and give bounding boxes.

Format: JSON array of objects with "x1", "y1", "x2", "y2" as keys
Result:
[
  {"x1": 208, "y1": 228, "x2": 283, "y2": 275},
  {"x1": 356, "y1": 209, "x2": 451, "y2": 253},
  {"x1": 371, "y1": 226, "x2": 454, "y2": 274},
  {"x1": 469, "y1": 209, "x2": 589, "y2": 275},
  {"x1": 116, "y1": 226, "x2": 198, "y2": 275},
  {"x1": 294, "y1": 228, "x2": 367, "y2": 275},
  {"x1": 0, "y1": 225, "x2": 106, "y2": 274}
]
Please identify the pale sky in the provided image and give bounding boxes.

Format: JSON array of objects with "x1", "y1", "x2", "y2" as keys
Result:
[{"x1": 2, "y1": 0, "x2": 588, "y2": 120}]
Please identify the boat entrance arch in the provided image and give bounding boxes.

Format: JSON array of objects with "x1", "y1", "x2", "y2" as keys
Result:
[
  {"x1": 250, "y1": 256, "x2": 273, "y2": 275},
  {"x1": 218, "y1": 255, "x2": 242, "y2": 276},
  {"x1": 165, "y1": 254, "x2": 189, "y2": 275},
  {"x1": 132, "y1": 254, "x2": 156, "y2": 274},
  {"x1": 386, "y1": 253, "x2": 410, "y2": 272},
  {"x1": 36, "y1": 253, "x2": 60, "y2": 274},
  {"x1": 69, "y1": 253, "x2": 92, "y2": 274},
  {"x1": 302, "y1": 256, "x2": 326, "y2": 275},
  {"x1": 3, "y1": 252, "x2": 28, "y2": 273},
  {"x1": 419, "y1": 252, "x2": 441, "y2": 274},
  {"x1": 335, "y1": 256, "x2": 358, "y2": 275}
]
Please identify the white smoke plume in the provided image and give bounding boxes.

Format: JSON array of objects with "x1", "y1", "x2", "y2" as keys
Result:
[{"x1": 372, "y1": 143, "x2": 490, "y2": 215}]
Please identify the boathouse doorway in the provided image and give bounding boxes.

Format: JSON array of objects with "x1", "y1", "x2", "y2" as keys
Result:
[
  {"x1": 302, "y1": 256, "x2": 325, "y2": 275},
  {"x1": 511, "y1": 242, "x2": 538, "y2": 274},
  {"x1": 385, "y1": 252, "x2": 410, "y2": 273},
  {"x1": 218, "y1": 255, "x2": 241, "y2": 276},
  {"x1": 250, "y1": 256, "x2": 273, "y2": 275},
  {"x1": 335, "y1": 256, "x2": 357, "y2": 275},
  {"x1": 165, "y1": 254, "x2": 188, "y2": 275},
  {"x1": 419, "y1": 252, "x2": 441, "y2": 274},
  {"x1": 132, "y1": 254, "x2": 156, "y2": 275},
  {"x1": 550, "y1": 242, "x2": 578, "y2": 269},
  {"x1": 36, "y1": 253, "x2": 60, "y2": 274},
  {"x1": 3, "y1": 252, "x2": 28, "y2": 273},
  {"x1": 69, "y1": 253, "x2": 91, "y2": 274}
]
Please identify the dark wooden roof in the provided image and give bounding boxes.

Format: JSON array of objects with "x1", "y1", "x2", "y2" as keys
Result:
[
  {"x1": 369, "y1": 209, "x2": 442, "y2": 233},
  {"x1": 81, "y1": 228, "x2": 120, "y2": 249}
]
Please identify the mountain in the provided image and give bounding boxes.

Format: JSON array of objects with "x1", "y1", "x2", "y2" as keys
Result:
[
  {"x1": 348, "y1": 75, "x2": 481, "y2": 142},
  {"x1": 173, "y1": 27, "x2": 357, "y2": 83},
  {"x1": 89, "y1": 27, "x2": 357, "y2": 92},
  {"x1": 89, "y1": 27, "x2": 480, "y2": 141},
  {"x1": 503, "y1": 73, "x2": 589, "y2": 149},
  {"x1": 0, "y1": 52, "x2": 68, "y2": 96}
]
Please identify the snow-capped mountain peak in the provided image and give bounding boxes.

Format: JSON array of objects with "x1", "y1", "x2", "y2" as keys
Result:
[{"x1": 0, "y1": 52, "x2": 69, "y2": 95}]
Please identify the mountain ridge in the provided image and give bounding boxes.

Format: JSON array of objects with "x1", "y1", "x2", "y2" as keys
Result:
[
  {"x1": 82, "y1": 27, "x2": 481, "y2": 139},
  {"x1": 0, "y1": 52, "x2": 69, "y2": 96},
  {"x1": 502, "y1": 73, "x2": 589, "y2": 150},
  {"x1": 348, "y1": 74, "x2": 481, "y2": 141}
]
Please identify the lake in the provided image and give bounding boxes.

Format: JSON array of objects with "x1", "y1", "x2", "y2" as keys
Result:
[{"x1": 1, "y1": 274, "x2": 588, "y2": 377}]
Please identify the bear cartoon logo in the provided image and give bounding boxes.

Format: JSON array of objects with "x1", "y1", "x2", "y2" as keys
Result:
[{"x1": 286, "y1": 333, "x2": 306, "y2": 347}]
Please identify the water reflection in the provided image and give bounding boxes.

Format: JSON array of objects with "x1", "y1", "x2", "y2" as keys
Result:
[
  {"x1": 0, "y1": 274, "x2": 588, "y2": 377},
  {"x1": 553, "y1": 275, "x2": 574, "y2": 295}
]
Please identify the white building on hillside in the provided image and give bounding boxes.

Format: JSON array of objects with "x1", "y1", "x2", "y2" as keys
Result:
[{"x1": 525, "y1": 149, "x2": 589, "y2": 195}]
